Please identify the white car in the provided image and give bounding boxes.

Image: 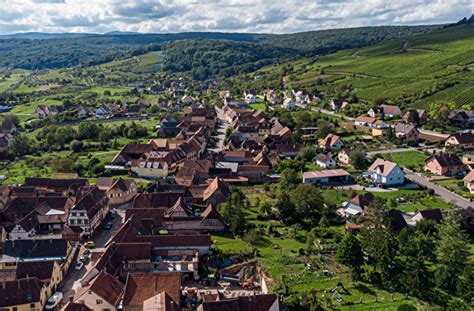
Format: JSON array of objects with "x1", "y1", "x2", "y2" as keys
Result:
[{"x1": 45, "y1": 292, "x2": 63, "y2": 310}]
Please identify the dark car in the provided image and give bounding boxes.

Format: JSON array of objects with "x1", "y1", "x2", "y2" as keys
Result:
[{"x1": 104, "y1": 222, "x2": 113, "y2": 230}]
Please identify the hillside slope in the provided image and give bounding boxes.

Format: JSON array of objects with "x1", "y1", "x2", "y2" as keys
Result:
[
  {"x1": 0, "y1": 25, "x2": 440, "y2": 71},
  {"x1": 282, "y1": 24, "x2": 474, "y2": 108}
]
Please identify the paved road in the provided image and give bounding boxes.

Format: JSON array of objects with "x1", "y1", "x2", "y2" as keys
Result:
[
  {"x1": 366, "y1": 146, "x2": 442, "y2": 156},
  {"x1": 208, "y1": 107, "x2": 230, "y2": 153},
  {"x1": 405, "y1": 171, "x2": 473, "y2": 209}
]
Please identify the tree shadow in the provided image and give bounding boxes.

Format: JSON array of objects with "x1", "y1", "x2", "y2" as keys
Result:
[{"x1": 354, "y1": 283, "x2": 376, "y2": 296}]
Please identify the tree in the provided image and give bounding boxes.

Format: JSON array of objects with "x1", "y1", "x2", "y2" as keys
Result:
[
  {"x1": 349, "y1": 150, "x2": 367, "y2": 169},
  {"x1": 275, "y1": 191, "x2": 295, "y2": 224},
  {"x1": 300, "y1": 289, "x2": 323, "y2": 311},
  {"x1": 70, "y1": 140, "x2": 84, "y2": 152},
  {"x1": 336, "y1": 235, "x2": 364, "y2": 278},
  {"x1": 243, "y1": 228, "x2": 261, "y2": 246},
  {"x1": 459, "y1": 207, "x2": 474, "y2": 238},
  {"x1": 78, "y1": 122, "x2": 99, "y2": 139},
  {"x1": 315, "y1": 120, "x2": 333, "y2": 139},
  {"x1": 279, "y1": 168, "x2": 299, "y2": 189},
  {"x1": 9, "y1": 135, "x2": 31, "y2": 157},
  {"x1": 456, "y1": 262, "x2": 474, "y2": 303},
  {"x1": 406, "y1": 109, "x2": 420, "y2": 125},
  {"x1": 291, "y1": 184, "x2": 324, "y2": 223},
  {"x1": 2, "y1": 114, "x2": 19, "y2": 126},
  {"x1": 360, "y1": 198, "x2": 398, "y2": 287},
  {"x1": 435, "y1": 212, "x2": 469, "y2": 293}
]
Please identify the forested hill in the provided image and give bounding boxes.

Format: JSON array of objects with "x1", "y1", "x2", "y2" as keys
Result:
[{"x1": 0, "y1": 24, "x2": 441, "y2": 71}]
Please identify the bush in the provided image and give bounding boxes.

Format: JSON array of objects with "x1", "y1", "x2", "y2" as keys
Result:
[{"x1": 397, "y1": 304, "x2": 417, "y2": 311}]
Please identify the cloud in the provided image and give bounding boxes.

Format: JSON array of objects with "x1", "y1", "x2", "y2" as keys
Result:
[{"x1": 0, "y1": 0, "x2": 471, "y2": 34}]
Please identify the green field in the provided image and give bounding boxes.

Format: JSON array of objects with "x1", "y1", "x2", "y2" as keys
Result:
[{"x1": 379, "y1": 150, "x2": 429, "y2": 171}]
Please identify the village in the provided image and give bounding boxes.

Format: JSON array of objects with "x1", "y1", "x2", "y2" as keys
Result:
[{"x1": 0, "y1": 78, "x2": 473, "y2": 310}]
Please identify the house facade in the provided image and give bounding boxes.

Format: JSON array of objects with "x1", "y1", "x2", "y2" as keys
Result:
[
  {"x1": 367, "y1": 158, "x2": 405, "y2": 186},
  {"x1": 424, "y1": 154, "x2": 465, "y2": 176},
  {"x1": 67, "y1": 187, "x2": 109, "y2": 236}
]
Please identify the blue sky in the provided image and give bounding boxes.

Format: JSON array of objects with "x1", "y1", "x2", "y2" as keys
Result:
[{"x1": 0, "y1": 0, "x2": 472, "y2": 34}]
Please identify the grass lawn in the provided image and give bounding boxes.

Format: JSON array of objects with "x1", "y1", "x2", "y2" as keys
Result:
[
  {"x1": 380, "y1": 151, "x2": 428, "y2": 171},
  {"x1": 250, "y1": 103, "x2": 267, "y2": 112},
  {"x1": 434, "y1": 178, "x2": 474, "y2": 199}
]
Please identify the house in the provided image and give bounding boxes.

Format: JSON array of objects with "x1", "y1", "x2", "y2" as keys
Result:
[
  {"x1": 36, "y1": 105, "x2": 56, "y2": 119},
  {"x1": 463, "y1": 170, "x2": 474, "y2": 194},
  {"x1": 74, "y1": 271, "x2": 124, "y2": 311},
  {"x1": 96, "y1": 177, "x2": 137, "y2": 206},
  {"x1": 339, "y1": 192, "x2": 375, "y2": 217},
  {"x1": 244, "y1": 91, "x2": 257, "y2": 104},
  {"x1": 9, "y1": 210, "x2": 39, "y2": 240},
  {"x1": 198, "y1": 294, "x2": 279, "y2": 311},
  {"x1": 0, "y1": 277, "x2": 49, "y2": 311},
  {"x1": 143, "y1": 292, "x2": 181, "y2": 311},
  {"x1": 338, "y1": 149, "x2": 365, "y2": 166},
  {"x1": 424, "y1": 154, "x2": 465, "y2": 176},
  {"x1": 368, "y1": 105, "x2": 402, "y2": 118},
  {"x1": 318, "y1": 134, "x2": 344, "y2": 151},
  {"x1": 77, "y1": 105, "x2": 93, "y2": 118},
  {"x1": 3, "y1": 238, "x2": 74, "y2": 275},
  {"x1": 379, "y1": 104, "x2": 402, "y2": 118},
  {"x1": 67, "y1": 187, "x2": 109, "y2": 236},
  {"x1": 156, "y1": 115, "x2": 180, "y2": 137},
  {"x1": 265, "y1": 90, "x2": 278, "y2": 104},
  {"x1": 315, "y1": 153, "x2": 337, "y2": 169},
  {"x1": 330, "y1": 99, "x2": 349, "y2": 111},
  {"x1": 112, "y1": 144, "x2": 155, "y2": 166},
  {"x1": 122, "y1": 272, "x2": 181, "y2": 311},
  {"x1": 282, "y1": 98, "x2": 295, "y2": 110},
  {"x1": 16, "y1": 260, "x2": 63, "y2": 294},
  {"x1": 445, "y1": 131, "x2": 474, "y2": 149},
  {"x1": 403, "y1": 109, "x2": 427, "y2": 124},
  {"x1": 394, "y1": 123, "x2": 419, "y2": 139},
  {"x1": 462, "y1": 153, "x2": 474, "y2": 165},
  {"x1": 95, "y1": 106, "x2": 111, "y2": 118},
  {"x1": 302, "y1": 169, "x2": 351, "y2": 184},
  {"x1": 355, "y1": 116, "x2": 376, "y2": 127},
  {"x1": 203, "y1": 178, "x2": 231, "y2": 207},
  {"x1": 276, "y1": 144, "x2": 303, "y2": 158},
  {"x1": 367, "y1": 158, "x2": 405, "y2": 186},
  {"x1": 407, "y1": 208, "x2": 443, "y2": 226},
  {"x1": 448, "y1": 109, "x2": 474, "y2": 126}
]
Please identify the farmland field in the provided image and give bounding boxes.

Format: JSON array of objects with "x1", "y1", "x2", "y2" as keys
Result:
[{"x1": 274, "y1": 25, "x2": 474, "y2": 108}]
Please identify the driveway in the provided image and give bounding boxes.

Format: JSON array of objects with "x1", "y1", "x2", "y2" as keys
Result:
[{"x1": 405, "y1": 171, "x2": 472, "y2": 209}]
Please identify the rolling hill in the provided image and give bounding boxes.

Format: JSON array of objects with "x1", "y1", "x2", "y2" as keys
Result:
[
  {"x1": 0, "y1": 25, "x2": 441, "y2": 71},
  {"x1": 280, "y1": 24, "x2": 474, "y2": 108}
]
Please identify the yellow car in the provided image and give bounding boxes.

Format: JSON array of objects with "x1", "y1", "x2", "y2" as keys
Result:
[{"x1": 84, "y1": 241, "x2": 95, "y2": 248}]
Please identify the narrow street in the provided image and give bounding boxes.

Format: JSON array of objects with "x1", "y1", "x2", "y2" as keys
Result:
[{"x1": 208, "y1": 106, "x2": 230, "y2": 153}]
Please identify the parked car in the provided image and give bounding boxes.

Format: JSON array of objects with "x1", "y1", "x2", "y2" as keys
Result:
[
  {"x1": 75, "y1": 261, "x2": 84, "y2": 270},
  {"x1": 84, "y1": 241, "x2": 95, "y2": 248},
  {"x1": 79, "y1": 254, "x2": 90, "y2": 263},
  {"x1": 110, "y1": 210, "x2": 117, "y2": 218},
  {"x1": 104, "y1": 222, "x2": 113, "y2": 230},
  {"x1": 45, "y1": 292, "x2": 63, "y2": 310}
]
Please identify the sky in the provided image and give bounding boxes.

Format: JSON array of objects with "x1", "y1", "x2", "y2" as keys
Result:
[{"x1": 0, "y1": 0, "x2": 472, "y2": 34}]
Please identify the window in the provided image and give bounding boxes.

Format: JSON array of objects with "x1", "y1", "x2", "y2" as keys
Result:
[
  {"x1": 96, "y1": 299, "x2": 103, "y2": 304},
  {"x1": 30, "y1": 304, "x2": 35, "y2": 308}
]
